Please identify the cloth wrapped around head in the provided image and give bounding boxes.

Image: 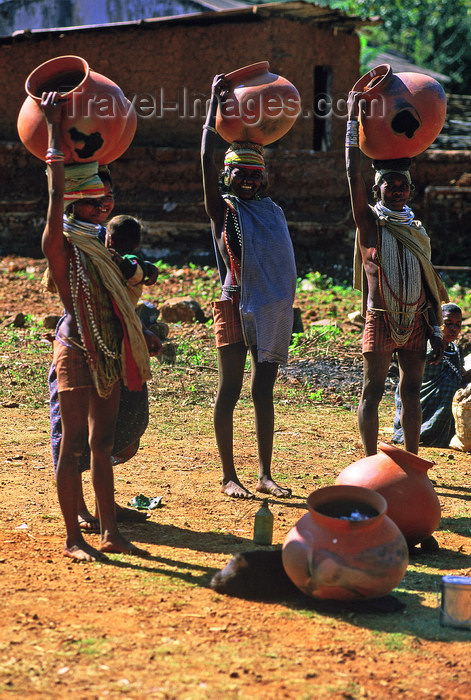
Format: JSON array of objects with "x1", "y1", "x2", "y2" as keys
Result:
[
  {"x1": 63, "y1": 161, "x2": 105, "y2": 210},
  {"x1": 373, "y1": 158, "x2": 412, "y2": 186},
  {"x1": 224, "y1": 142, "x2": 265, "y2": 171}
]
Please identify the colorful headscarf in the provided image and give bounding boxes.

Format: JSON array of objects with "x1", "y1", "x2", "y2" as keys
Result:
[
  {"x1": 374, "y1": 168, "x2": 412, "y2": 186},
  {"x1": 224, "y1": 142, "x2": 265, "y2": 171},
  {"x1": 63, "y1": 161, "x2": 105, "y2": 209}
]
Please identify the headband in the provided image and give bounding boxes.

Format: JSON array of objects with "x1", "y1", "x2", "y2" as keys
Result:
[
  {"x1": 374, "y1": 168, "x2": 412, "y2": 186},
  {"x1": 224, "y1": 142, "x2": 265, "y2": 171}
]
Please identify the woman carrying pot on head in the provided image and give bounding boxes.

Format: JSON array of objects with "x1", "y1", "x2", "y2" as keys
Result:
[
  {"x1": 201, "y1": 74, "x2": 297, "y2": 500},
  {"x1": 40, "y1": 91, "x2": 160, "y2": 561}
]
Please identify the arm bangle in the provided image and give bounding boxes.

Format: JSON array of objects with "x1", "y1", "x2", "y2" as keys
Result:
[
  {"x1": 45, "y1": 147, "x2": 65, "y2": 164},
  {"x1": 345, "y1": 119, "x2": 359, "y2": 148},
  {"x1": 203, "y1": 125, "x2": 218, "y2": 135}
]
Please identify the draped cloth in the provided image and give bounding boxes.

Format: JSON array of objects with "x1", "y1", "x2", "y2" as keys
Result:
[
  {"x1": 353, "y1": 205, "x2": 448, "y2": 325},
  {"x1": 213, "y1": 195, "x2": 296, "y2": 364},
  {"x1": 44, "y1": 216, "x2": 151, "y2": 397}
]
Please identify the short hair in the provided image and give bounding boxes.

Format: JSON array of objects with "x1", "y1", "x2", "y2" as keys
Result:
[
  {"x1": 98, "y1": 166, "x2": 113, "y2": 188},
  {"x1": 442, "y1": 303, "x2": 462, "y2": 316},
  {"x1": 106, "y1": 215, "x2": 142, "y2": 254}
]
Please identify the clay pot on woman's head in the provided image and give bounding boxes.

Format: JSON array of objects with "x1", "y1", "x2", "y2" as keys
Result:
[
  {"x1": 17, "y1": 55, "x2": 137, "y2": 164},
  {"x1": 215, "y1": 61, "x2": 301, "y2": 146},
  {"x1": 352, "y1": 64, "x2": 447, "y2": 159}
]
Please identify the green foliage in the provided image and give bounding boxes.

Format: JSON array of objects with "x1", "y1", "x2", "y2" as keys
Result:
[{"x1": 319, "y1": 0, "x2": 471, "y2": 93}]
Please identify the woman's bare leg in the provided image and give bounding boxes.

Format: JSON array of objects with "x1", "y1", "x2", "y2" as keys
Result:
[
  {"x1": 88, "y1": 383, "x2": 148, "y2": 556},
  {"x1": 57, "y1": 388, "x2": 107, "y2": 561},
  {"x1": 251, "y1": 352, "x2": 291, "y2": 497},
  {"x1": 214, "y1": 343, "x2": 253, "y2": 497},
  {"x1": 397, "y1": 348, "x2": 426, "y2": 454},
  {"x1": 358, "y1": 351, "x2": 393, "y2": 456}
]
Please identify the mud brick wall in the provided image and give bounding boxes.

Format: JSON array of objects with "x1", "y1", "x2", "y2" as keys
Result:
[
  {"x1": 1, "y1": 141, "x2": 469, "y2": 272},
  {"x1": 424, "y1": 186, "x2": 471, "y2": 266},
  {"x1": 0, "y1": 14, "x2": 359, "y2": 151},
  {"x1": 0, "y1": 15, "x2": 469, "y2": 269}
]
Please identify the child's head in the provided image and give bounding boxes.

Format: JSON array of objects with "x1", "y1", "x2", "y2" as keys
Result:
[
  {"x1": 442, "y1": 303, "x2": 462, "y2": 345},
  {"x1": 105, "y1": 215, "x2": 142, "y2": 255}
]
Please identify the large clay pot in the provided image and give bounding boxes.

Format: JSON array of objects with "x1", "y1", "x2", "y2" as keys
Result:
[
  {"x1": 335, "y1": 442, "x2": 441, "y2": 546},
  {"x1": 282, "y1": 485, "x2": 409, "y2": 601},
  {"x1": 17, "y1": 55, "x2": 137, "y2": 164},
  {"x1": 215, "y1": 61, "x2": 300, "y2": 145},
  {"x1": 352, "y1": 64, "x2": 447, "y2": 159}
]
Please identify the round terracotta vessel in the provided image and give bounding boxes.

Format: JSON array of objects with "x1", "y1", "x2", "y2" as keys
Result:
[
  {"x1": 215, "y1": 61, "x2": 301, "y2": 145},
  {"x1": 282, "y1": 485, "x2": 409, "y2": 601},
  {"x1": 352, "y1": 64, "x2": 447, "y2": 159},
  {"x1": 17, "y1": 55, "x2": 137, "y2": 164},
  {"x1": 335, "y1": 442, "x2": 441, "y2": 546}
]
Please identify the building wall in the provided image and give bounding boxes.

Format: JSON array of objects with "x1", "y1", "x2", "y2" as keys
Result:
[
  {"x1": 1, "y1": 13, "x2": 468, "y2": 272},
  {"x1": 1, "y1": 12, "x2": 360, "y2": 149},
  {"x1": 1, "y1": 141, "x2": 469, "y2": 272}
]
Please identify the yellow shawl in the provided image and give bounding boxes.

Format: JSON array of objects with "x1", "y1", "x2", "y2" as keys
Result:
[
  {"x1": 353, "y1": 207, "x2": 449, "y2": 325},
  {"x1": 43, "y1": 218, "x2": 151, "y2": 396}
]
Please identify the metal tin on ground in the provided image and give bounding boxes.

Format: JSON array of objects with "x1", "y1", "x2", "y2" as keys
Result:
[{"x1": 440, "y1": 576, "x2": 471, "y2": 629}]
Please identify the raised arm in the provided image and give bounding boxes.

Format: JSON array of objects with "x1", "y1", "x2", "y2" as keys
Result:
[
  {"x1": 201, "y1": 74, "x2": 228, "y2": 232},
  {"x1": 40, "y1": 92, "x2": 79, "y2": 311},
  {"x1": 41, "y1": 92, "x2": 66, "y2": 259},
  {"x1": 345, "y1": 92, "x2": 374, "y2": 239}
]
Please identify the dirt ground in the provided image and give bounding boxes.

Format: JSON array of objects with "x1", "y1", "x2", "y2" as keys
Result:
[{"x1": 0, "y1": 256, "x2": 470, "y2": 699}]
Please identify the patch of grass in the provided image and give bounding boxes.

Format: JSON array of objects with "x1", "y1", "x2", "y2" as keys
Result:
[
  {"x1": 68, "y1": 637, "x2": 110, "y2": 657},
  {"x1": 371, "y1": 630, "x2": 409, "y2": 651}
]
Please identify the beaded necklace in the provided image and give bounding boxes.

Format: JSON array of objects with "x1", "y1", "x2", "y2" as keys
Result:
[
  {"x1": 375, "y1": 222, "x2": 423, "y2": 345},
  {"x1": 69, "y1": 244, "x2": 119, "y2": 360},
  {"x1": 223, "y1": 204, "x2": 242, "y2": 289},
  {"x1": 442, "y1": 344, "x2": 462, "y2": 379}
]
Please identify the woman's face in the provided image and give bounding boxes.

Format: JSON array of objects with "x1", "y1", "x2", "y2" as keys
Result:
[
  {"x1": 73, "y1": 198, "x2": 106, "y2": 226},
  {"x1": 229, "y1": 167, "x2": 264, "y2": 199},
  {"x1": 442, "y1": 311, "x2": 462, "y2": 345},
  {"x1": 378, "y1": 173, "x2": 411, "y2": 211},
  {"x1": 98, "y1": 181, "x2": 115, "y2": 224}
]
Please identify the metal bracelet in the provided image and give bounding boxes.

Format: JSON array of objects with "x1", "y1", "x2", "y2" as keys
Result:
[{"x1": 345, "y1": 120, "x2": 359, "y2": 147}]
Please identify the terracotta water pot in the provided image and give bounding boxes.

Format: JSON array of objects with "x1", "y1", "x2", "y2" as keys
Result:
[
  {"x1": 282, "y1": 485, "x2": 409, "y2": 601},
  {"x1": 215, "y1": 61, "x2": 300, "y2": 145},
  {"x1": 352, "y1": 63, "x2": 447, "y2": 159},
  {"x1": 335, "y1": 442, "x2": 441, "y2": 546},
  {"x1": 17, "y1": 55, "x2": 137, "y2": 164}
]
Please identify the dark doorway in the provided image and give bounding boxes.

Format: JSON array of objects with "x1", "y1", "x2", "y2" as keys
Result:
[{"x1": 313, "y1": 65, "x2": 332, "y2": 151}]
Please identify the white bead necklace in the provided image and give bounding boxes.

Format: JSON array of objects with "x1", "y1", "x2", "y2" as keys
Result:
[{"x1": 70, "y1": 244, "x2": 119, "y2": 360}]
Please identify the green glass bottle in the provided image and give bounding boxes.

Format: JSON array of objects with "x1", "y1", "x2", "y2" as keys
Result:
[{"x1": 253, "y1": 498, "x2": 273, "y2": 545}]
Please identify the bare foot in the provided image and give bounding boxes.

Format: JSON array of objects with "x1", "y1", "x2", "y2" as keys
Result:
[
  {"x1": 256, "y1": 477, "x2": 292, "y2": 498},
  {"x1": 100, "y1": 532, "x2": 150, "y2": 557},
  {"x1": 115, "y1": 503, "x2": 150, "y2": 523},
  {"x1": 78, "y1": 514, "x2": 100, "y2": 532},
  {"x1": 63, "y1": 541, "x2": 109, "y2": 562},
  {"x1": 221, "y1": 480, "x2": 254, "y2": 499}
]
